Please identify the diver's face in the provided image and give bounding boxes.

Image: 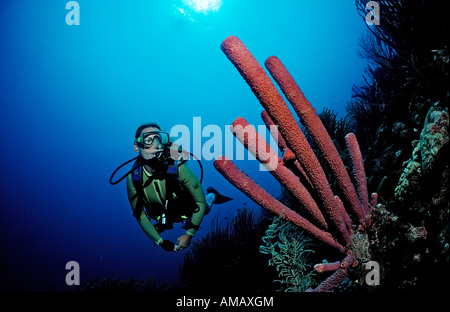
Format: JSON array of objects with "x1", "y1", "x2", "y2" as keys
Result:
[{"x1": 134, "y1": 127, "x2": 164, "y2": 160}]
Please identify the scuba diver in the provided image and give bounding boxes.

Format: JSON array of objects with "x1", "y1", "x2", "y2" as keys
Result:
[{"x1": 113, "y1": 123, "x2": 232, "y2": 253}]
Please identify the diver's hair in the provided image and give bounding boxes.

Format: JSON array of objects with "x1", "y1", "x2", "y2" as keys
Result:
[{"x1": 135, "y1": 122, "x2": 161, "y2": 138}]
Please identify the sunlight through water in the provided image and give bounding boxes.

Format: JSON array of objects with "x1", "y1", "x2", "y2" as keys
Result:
[{"x1": 182, "y1": 0, "x2": 223, "y2": 14}]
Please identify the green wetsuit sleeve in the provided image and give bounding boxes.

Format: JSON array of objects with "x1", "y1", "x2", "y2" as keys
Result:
[
  {"x1": 126, "y1": 174, "x2": 163, "y2": 244},
  {"x1": 178, "y1": 163, "x2": 207, "y2": 236}
]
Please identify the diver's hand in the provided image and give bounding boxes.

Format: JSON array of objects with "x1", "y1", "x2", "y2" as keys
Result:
[
  {"x1": 160, "y1": 240, "x2": 175, "y2": 252},
  {"x1": 175, "y1": 234, "x2": 192, "y2": 252}
]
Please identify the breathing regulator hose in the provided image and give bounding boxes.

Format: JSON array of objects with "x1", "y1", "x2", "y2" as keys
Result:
[{"x1": 109, "y1": 145, "x2": 203, "y2": 185}]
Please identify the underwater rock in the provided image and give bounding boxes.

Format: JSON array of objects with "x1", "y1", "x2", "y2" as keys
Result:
[
  {"x1": 350, "y1": 231, "x2": 371, "y2": 265},
  {"x1": 391, "y1": 104, "x2": 449, "y2": 290},
  {"x1": 404, "y1": 224, "x2": 428, "y2": 244},
  {"x1": 409, "y1": 101, "x2": 427, "y2": 134},
  {"x1": 394, "y1": 143, "x2": 422, "y2": 203},
  {"x1": 395, "y1": 105, "x2": 449, "y2": 203},
  {"x1": 392, "y1": 121, "x2": 411, "y2": 142},
  {"x1": 363, "y1": 204, "x2": 397, "y2": 286},
  {"x1": 419, "y1": 105, "x2": 449, "y2": 176}
]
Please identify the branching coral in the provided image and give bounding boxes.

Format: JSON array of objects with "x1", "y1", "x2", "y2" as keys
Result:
[
  {"x1": 260, "y1": 213, "x2": 316, "y2": 292},
  {"x1": 214, "y1": 35, "x2": 377, "y2": 292}
]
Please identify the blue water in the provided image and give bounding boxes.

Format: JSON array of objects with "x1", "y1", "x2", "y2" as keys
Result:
[{"x1": 0, "y1": 0, "x2": 368, "y2": 291}]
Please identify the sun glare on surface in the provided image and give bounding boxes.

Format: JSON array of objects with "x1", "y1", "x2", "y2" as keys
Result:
[{"x1": 183, "y1": 0, "x2": 223, "y2": 14}]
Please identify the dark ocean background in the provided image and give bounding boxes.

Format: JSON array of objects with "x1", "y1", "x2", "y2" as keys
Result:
[{"x1": 0, "y1": 0, "x2": 369, "y2": 291}]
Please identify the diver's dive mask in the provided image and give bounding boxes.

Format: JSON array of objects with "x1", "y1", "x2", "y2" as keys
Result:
[
  {"x1": 110, "y1": 130, "x2": 203, "y2": 185},
  {"x1": 136, "y1": 131, "x2": 170, "y2": 149}
]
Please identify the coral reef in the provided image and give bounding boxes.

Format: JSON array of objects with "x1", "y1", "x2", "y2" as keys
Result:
[
  {"x1": 214, "y1": 35, "x2": 377, "y2": 291},
  {"x1": 351, "y1": 0, "x2": 449, "y2": 206},
  {"x1": 349, "y1": 2, "x2": 449, "y2": 290},
  {"x1": 395, "y1": 105, "x2": 449, "y2": 206},
  {"x1": 395, "y1": 105, "x2": 449, "y2": 232},
  {"x1": 385, "y1": 104, "x2": 449, "y2": 290}
]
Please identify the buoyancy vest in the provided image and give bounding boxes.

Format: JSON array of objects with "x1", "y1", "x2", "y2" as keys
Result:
[{"x1": 130, "y1": 157, "x2": 197, "y2": 225}]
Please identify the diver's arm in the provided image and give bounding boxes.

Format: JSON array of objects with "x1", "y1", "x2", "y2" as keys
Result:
[
  {"x1": 126, "y1": 175, "x2": 163, "y2": 245},
  {"x1": 138, "y1": 214, "x2": 174, "y2": 251},
  {"x1": 178, "y1": 164, "x2": 207, "y2": 236},
  {"x1": 137, "y1": 212, "x2": 163, "y2": 244}
]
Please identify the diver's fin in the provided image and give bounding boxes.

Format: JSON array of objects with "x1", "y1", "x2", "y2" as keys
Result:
[{"x1": 206, "y1": 187, "x2": 233, "y2": 204}]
